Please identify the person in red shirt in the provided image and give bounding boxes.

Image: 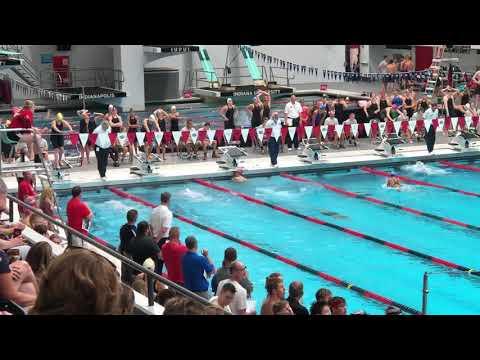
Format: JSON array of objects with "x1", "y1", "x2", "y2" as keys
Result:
[
  {"x1": 7, "y1": 100, "x2": 36, "y2": 160},
  {"x1": 17, "y1": 171, "x2": 37, "y2": 217},
  {"x1": 66, "y1": 186, "x2": 93, "y2": 243},
  {"x1": 160, "y1": 226, "x2": 188, "y2": 286}
]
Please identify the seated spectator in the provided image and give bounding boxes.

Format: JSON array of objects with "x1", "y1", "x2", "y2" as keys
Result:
[
  {"x1": 38, "y1": 187, "x2": 57, "y2": 219},
  {"x1": 217, "y1": 261, "x2": 254, "y2": 315},
  {"x1": 272, "y1": 300, "x2": 294, "y2": 315},
  {"x1": 286, "y1": 281, "x2": 309, "y2": 315},
  {"x1": 209, "y1": 282, "x2": 236, "y2": 313},
  {"x1": 182, "y1": 236, "x2": 215, "y2": 299},
  {"x1": 0, "y1": 249, "x2": 37, "y2": 308},
  {"x1": 329, "y1": 296, "x2": 347, "y2": 315},
  {"x1": 155, "y1": 288, "x2": 177, "y2": 306},
  {"x1": 385, "y1": 305, "x2": 402, "y2": 315},
  {"x1": 131, "y1": 278, "x2": 147, "y2": 296},
  {"x1": 25, "y1": 242, "x2": 54, "y2": 284},
  {"x1": 261, "y1": 275, "x2": 285, "y2": 315},
  {"x1": 17, "y1": 171, "x2": 37, "y2": 217},
  {"x1": 310, "y1": 300, "x2": 331, "y2": 315},
  {"x1": 323, "y1": 110, "x2": 340, "y2": 148},
  {"x1": 163, "y1": 296, "x2": 208, "y2": 315},
  {"x1": 127, "y1": 221, "x2": 161, "y2": 275},
  {"x1": 20, "y1": 196, "x2": 38, "y2": 227},
  {"x1": 119, "y1": 284, "x2": 135, "y2": 315},
  {"x1": 30, "y1": 248, "x2": 122, "y2": 315},
  {"x1": 161, "y1": 227, "x2": 188, "y2": 286},
  {"x1": 32, "y1": 223, "x2": 62, "y2": 244},
  {"x1": 211, "y1": 247, "x2": 253, "y2": 298}
]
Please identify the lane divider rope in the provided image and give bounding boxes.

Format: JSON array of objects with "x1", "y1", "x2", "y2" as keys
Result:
[
  {"x1": 193, "y1": 178, "x2": 480, "y2": 277},
  {"x1": 439, "y1": 160, "x2": 480, "y2": 173},
  {"x1": 280, "y1": 172, "x2": 480, "y2": 232},
  {"x1": 360, "y1": 166, "x2": 480, "y2": 198},
  {"x1": 107, "y1": 186, "x2": 421, "y2": 315}
]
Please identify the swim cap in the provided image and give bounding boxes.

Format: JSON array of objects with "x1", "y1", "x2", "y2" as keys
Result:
[
  {"x1": 227, "y1": 98, "x2": 232, "y2": 103},
  {"x1": 56, "y1": 113, "x2": 64, "y2": 121},
  {"x1": 143, "y1": 258, "x2": 155, "y2": 271}
]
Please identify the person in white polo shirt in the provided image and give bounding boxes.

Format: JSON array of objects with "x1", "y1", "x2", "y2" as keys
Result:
[
  {"x1": 284, "y1": 95, "x2": 302, "y2": 150},
  {"x1": 150, "y1": 192, "x2": 173, "y2": 274},
  {"x1": 92, "y1": 120, "x2": 112, "y2": 179}
]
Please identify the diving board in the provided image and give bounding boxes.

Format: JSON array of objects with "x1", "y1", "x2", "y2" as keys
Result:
[
  {"x1": 239, "y1": 45, "x2": 265, "y2": 86},
  {"x1": 197, "y1": 47, "x2": 219, "y2": 87}
]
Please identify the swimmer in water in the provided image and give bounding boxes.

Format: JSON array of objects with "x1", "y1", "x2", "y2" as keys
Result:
[
  {"x1": 386, "y1": 173, "x2": 401, "y2": 189},
  {"x1": 232, "y1": 168, "x2": 247, "y2": 183}
]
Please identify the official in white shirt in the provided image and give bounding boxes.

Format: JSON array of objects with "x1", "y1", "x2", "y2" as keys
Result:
[
  {"x1": 150, "y1": 191, "x2": 173, "y2": 273},
  {"x1": 265, "y1": 112, "x2": 282, "y2": 167},
  {"x1": 284, "y1": 95, "x2": 302, "y2": 150},
  {"x1": 93, "y1": 120, "x2": 112, "y2": 179}
]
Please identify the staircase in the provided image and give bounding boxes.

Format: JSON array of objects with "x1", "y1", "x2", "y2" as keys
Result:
[
  {"x1": 0, "y1": 45, "x2": 40, "y2": 87},
  {"x1": 424, "y1": 46, "x2": 460, "y2": 99}
]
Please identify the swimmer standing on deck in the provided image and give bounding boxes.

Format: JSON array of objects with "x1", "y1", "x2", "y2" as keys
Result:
[
  {"x1": 386, "y1": 173, "x2": 401, "y2": 189},
  {"x1": 232, "y1": 168, "x2": 247, "y2": 183}
]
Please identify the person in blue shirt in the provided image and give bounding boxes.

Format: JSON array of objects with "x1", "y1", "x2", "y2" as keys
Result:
[{"x1": 181, "y1": 236, "x2": 215, "y2": 299}]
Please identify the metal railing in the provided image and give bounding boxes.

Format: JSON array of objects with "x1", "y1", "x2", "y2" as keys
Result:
[
  {"x1": 0, "y1": 45, "x2": 23, "y2": 53},
  {"x1": 4, "y1": 193, "x2": 228, "y2": 314},
  {"x1": 39, "y1": 68, "x2": 124, "y2": 91}
]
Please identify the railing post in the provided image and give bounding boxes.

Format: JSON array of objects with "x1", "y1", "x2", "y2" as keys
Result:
[
  {"x1": 9, "y1": 198, "x2": 14, "y2": 222},
  {"x1": 422, "y1": 272, "x2": 429, "y2": 315},
  {"x1": 146, "y1": 273, "x2": 155, "y2": 307}
]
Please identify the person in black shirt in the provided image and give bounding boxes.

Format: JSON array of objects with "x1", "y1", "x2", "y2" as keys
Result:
[
  {"x1": 119, "y1": 209, "x2": 138, "y2": 284},
  {"x1": 286, "y1": 281, "x2": 309, "y2": 315},
  {"x1": 127, "y1": 221, "x2": 161, "y2": 275}
]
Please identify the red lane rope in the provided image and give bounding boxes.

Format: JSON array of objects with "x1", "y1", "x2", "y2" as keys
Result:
[
  {"x1": 280, "y1": 173, "x2": 480, "y2": 232},
  {"x1": 360, "y1": 167, "x2": 480, "y2": 198},
  {"x1": 439, "y1": 161, "x2": 480, "y2": 173},
  {"x1": 193, "y1": 178, "x2": 480, "y2": 277},
  {"x1": 106, "y1": 186, "x2": 421, "y2": 314}
]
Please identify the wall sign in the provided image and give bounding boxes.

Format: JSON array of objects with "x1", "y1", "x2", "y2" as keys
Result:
[{"x1": 40, "y1": 53, "x2": 53, "y2": 64}]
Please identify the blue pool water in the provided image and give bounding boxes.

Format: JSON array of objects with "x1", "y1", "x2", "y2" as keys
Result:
[{"x1": 58, "y1": 160, "x2": 480, "y2": 314}]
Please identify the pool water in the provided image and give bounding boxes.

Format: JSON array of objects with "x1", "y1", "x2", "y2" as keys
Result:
[{"x1": 57, "y1": 160, "x2": 480, "y2": 314}]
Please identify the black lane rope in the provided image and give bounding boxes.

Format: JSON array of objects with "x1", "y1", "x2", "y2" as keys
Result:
[
  {"x1": 107, "y1": 186, "x2": 421, "y2": 315},
  {"x1": 193, "y1": 178, "x2": 480, "y2": 278},
  {"x1": 360, "y1": 167, "x2": 480, "y2": 198},
  {"x1": 280, "y1": 173, "x2": 480, "y2": 233}
]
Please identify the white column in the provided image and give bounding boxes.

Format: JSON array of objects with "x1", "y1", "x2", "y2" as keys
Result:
[
  {"x1": 110, "y1": 45, "x2": 145, "y2": 111},
  {"x1": 360, "y1": 45, "x2": 369, "y2": 74}
]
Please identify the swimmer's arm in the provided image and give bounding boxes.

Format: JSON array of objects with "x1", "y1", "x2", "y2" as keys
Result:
[{"x1": 63, "y1": 119, "x2": 73, "y2": 132}]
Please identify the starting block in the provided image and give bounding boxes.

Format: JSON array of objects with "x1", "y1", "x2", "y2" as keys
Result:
[
  {"x1": 298, "y1": 141, "x2": 329, "y2": 163},
  {"x1": 449, "y1": 130, "x2": 480, "y2": 151},
  {"x1": 374, "y1": 135, "x2": 406, "y2": 157},
  {"x1": 216, "y1": 146, "x2": 248, "y2": 169}
]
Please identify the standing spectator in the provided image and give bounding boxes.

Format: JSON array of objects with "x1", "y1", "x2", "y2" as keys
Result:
[
  {"x1": 127, "y1": 221, "x2": 161, "y2": 274},
  {"x1": 378, "y1": 55, "x2": 389, "y2": 74},
  {"x1": 272, "y1": 300, "x2": 294, "y2": 315},
  {"x1": 119, "y1": 209, "x2": 138, "y2": 283},
  {"x1": 66, "y1": 186, "x2": 93, "y2": 246},
  {"x1": 25, "y1": 241, "x2": 54, "y2": 284},
  {"x1": 7, "y1": 100, "x2": 36, "y2": 160},
  {"x1": 261, "y1": 275, "x2": 286, "y2": 315},
  {"x1": 217, "y1": 261, "x2": 254, "y2": 315},
  {"x1": 30, "y1": 249, "x2": 121, "y2": 315},
  {"x1": 286, "y1": 281, "x2": 309, "y2": 315},
  {"x1": 150, "y1": 192, "x2": 173, "y2": 274},
  {"x1": 160, "y1": 227, "x2": 188, "y2": 286},
  {"x1": 17, "y1": 171, "x2": 37, "y2": 217},
  {"x1": 182, "y1": 236, "x2": 215, "y2": 299},
  {"x1": 283, "y1": 95, "x2": 302, "y2": 150},
  {"x1": 209, "y1": 282, "x2": 236, "y2": 313},
  {"x1": 211, "y1": 247, "x2": 253, "y2": 298},
  {"x1": 93, "y1": 120, "x2": 112, "y2": 179},
  {"x1": 329, "y1": 296, "x2": 347, "y2": 315},
  {"x1": 310, "y1": 301, "x2": 331, "y2": 315}
]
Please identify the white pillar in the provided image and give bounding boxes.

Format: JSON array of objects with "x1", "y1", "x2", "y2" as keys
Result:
[
  {"x1": 110, "y1": 45, "x2": 145, "y2": 111},
  {"x1": 360, "y1": 45, "x2": 369, "y2": 74}
]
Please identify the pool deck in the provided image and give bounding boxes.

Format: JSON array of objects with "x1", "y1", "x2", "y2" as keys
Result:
[{"x1": 3, "y1": 136, "x2": 480, "y2": 192}]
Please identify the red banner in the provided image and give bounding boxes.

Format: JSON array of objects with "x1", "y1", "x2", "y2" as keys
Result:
[
  {"x1": 371, "y1": 122, "x2": 379, "y2": 138},
  {"x1": 198, "y1": 130, "x2": 206, "y2": 142},
  {"x1": 264, "y1": 127, "x2": 272, "y2": 141},
  {"x1": 181, "y1": 131, "x2": 190, "y2": 143},
  {"x1": 312, "y1": 125, "x2": 320, "y2": 139},
  {"x1": 127, "y1": 132, "x2": 136, "y2": 144},
  {"x1": 343, "y1": 124, "x2": 351, "y2": 137},
  {"x1": 458, "y1": 117, "x2": 466, "y2": 130},
  {"x1": 401, "y1": 120, "x2": 409, "y2": 132},
  {"x1": 296, "y1": 124, "x2": 305, "y2": 141},
  {"x1": 280, "y1": 127, "x2": 288, "y2": 143},
  {"x1": 386, "y1": 120, "x2": 394, "y2": 134},
  {"x1": 232, "y1": 128, "x2": 242, "y2": 141},
  {"x1": 473, "y1": 116, "x2": 479, "y2": 128},
  {"x1": 215, "y1": 129, "x2": 224, "y2": 145},
  {"x1": 69, "y1": 133, "x2": 79, "y2": 146},
  {"x1": 146, "y1": 131, "x2": 155, "y2": 145},
  {"x1": 88, "y1": 133, "x2": 98, "y2": 145},
  {"x1": 108, "y1": 133, "x2": 117, "y2": 146},
  {"x1": 416, "y1": 120, "x2": 424, "y2": 131},
  {"x1": 163, "y1": 132, "x2": 172, "y2": 144}
]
